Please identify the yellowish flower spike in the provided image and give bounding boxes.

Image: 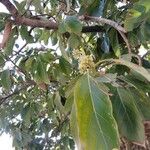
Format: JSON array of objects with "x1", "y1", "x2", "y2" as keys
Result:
[
  {"x1": 78, "y1": 55, "x2": 95, "y2": 74},
  {"x1": 72, "y1": 49, "x2": 85, "y2": 59},
  {"x1": 73, "y1": 49, "x2": 95, "y2": 74}
]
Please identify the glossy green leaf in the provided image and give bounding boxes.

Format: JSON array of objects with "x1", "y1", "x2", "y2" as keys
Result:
[
  {"x1": 0, "y1": 53, "x2": 5, "y2": 66},
  {"x1": 124, "y1": 0, "x2": 150, "y2": 31},
  {"x1": 65, "y1": 16, "x2": 82, "y2": 34},
  {"x1": 101, "y1": 33, "x2": 110, "y2": 53},
  {"x1": 96, "y1": 73, "x2": 117, "y2": 83},
  {"x1": 1, "y1": 69, "x2": 11, "y2": 90},
  {"x1": 51, "y1": 31, "x2": 58, "y2": 46},
  {"x1": 21, "y1": 103, "x2": 31, "y2": 126},
  {"x1": 25, "y1": 57, "x2": 34, "y2": 71},
  {"x1": 14, "y1": 0, "x2": 26, "y2": 14},
  {"x1": 54, "y1": 92, "x2": 64, "y2": 114},
  {"x1": 109, "y1": 29, "x2": 121, "y2": 57},
  {"x1": 34, "y1": 58, "x2": 49, "y2": 84},
  {"x1": 128, "y1": 32, "x2": 139, "y2": 48},
  {"x1": 112, "y1": 87, "x2": 144, "y2": 142},
  {"x1": 0, "y1": 21, "x2": 5, "y2": 32},
  {"x1": 120, "y1": 74, "x2": 150, "y2": 92},
  {"x1": 59, "y1": 57, "x2": 72, "y2": 75},
  {"x1": 59, "y1": 37, "x2": 70, "y2": 61},
  {"x1": 79, "y1": 0, "x2": 102, "y2": 16},
  {"x1": 112, "y1": 59, "x2": 150, "y2": 82},
  {"x1": 58, "y1": 21, "x2": 67, "y2": 34},
  {"x1": 20, "y1": 26, "x2": 34, "y2": 43},
  {"x1": 40, "y1": 30, "x2": 50, "y2": 45},
  {"x1": 130, "y1": 88, "x2": 150, "y2": 120},
  {"x1": 39, "y1": 52, "x2": 55, "y2": 63},
  {"x1": 71, "y1": 74, "x2": 119, "y2": 150},
  {"x1": 68, "y1": 34, "x2": 81, "y2": 49},
  {"x1": 125, "y1": 9, "x2": 142, "y2": 31},
  {"x1": 4, "y1": 27, "x2": 18, "y2": 56},
  {"x1": 64, "y1": 78, "x2": 78, "y2": 114}
]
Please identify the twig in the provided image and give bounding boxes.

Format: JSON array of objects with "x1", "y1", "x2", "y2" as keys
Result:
[
  {"x1": 1, "y1": 53, "x2": 27, "y2": 75},
  {"x1": 0, "y1": 83, "x2": 35, "y2": 105},
  {"x1": 142, "y1": 50, "x2": 150, "y2": 59},
  {"x1": 14, "y1": 42, "x2": 28, "y2": 56}
]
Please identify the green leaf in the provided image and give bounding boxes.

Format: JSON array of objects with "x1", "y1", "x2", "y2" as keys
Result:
[
  {"x1": 128, "y1": 32, "x2": 139, "y2": 48},
  {"x1": 120, "y1": 73, "x2": 150, "y2": 92},
  {"x1": 4, "y1": 27, "x2": 18, "y2": 56},
  {"x1": 79, "y1": 0, "x2": 102, "y2": 16},
  {"x1": 20, "y1": 26, "x2": 34, "y2": 43},
  {"x1": 14, "y1": 0, "x2": 26, "y2": 14},
  {"x1": 0, "y1": 21, "x2": 5, "y2": 32},
  {"x1": 109, "y1": 29, "x2": 121, "y2": 57},
  {"x1": 101, "y1": 33, "x2": 110, "y2": 53},
  {"x1": 71, "y1": 74, "x2": 119, "y2": 150},
  {"x1": 39, "y1": 30, "x2": 50, "y2": 45},
  {"x1": 59, "y1": 36, "x2": 70, "y2": 61},
  {"x1": 34, "y1": 58, "x2": 49, "y2": 84},
  {"x1": 54, "y1": 92, "x2": 64, "y2": 114},
  {"x1": 65, "y1": 16, "x2": 82, "y2": 34},
  {"x1": 0, "y1": 53, "x2": 5, "y2": 66},
  {"x1": 112, "y1": 87, "x2": 144, "y2": 142},
  {"x1": 124, "y1": 0, "x2": 150, "y2": 31},
  {"x1": 39, "y1": 52, "x2": 55, "y2": 63},
  {"x1": 59, "y1": 57, "x2": 72, "y2": 75},
  {"x1": 96, "y1": 73, "x2": 117, "y2": 83},
  {"x1": 58, "y1": 21, "x2": 67, "y2": 34},
  {"x1": 51, "y1": 31, "x2": 58, "y2": 46},
  {"x1": 25, "y1": 57, "x2": 34, "y2": 71},
  {"x1": 68, "y1": 34, "x2": 81, "y2": 49},
  {"x1": 1, "y1": 69, "x2": 11, "y2": 90},
  {"x1": 109, "y1": 59, "x2": 150, "y2": 82},
  {"x1": 125, "y1": 9, "x2": 142, "y2": 31},
  {"x1": 130, "y1": 88, "x2": 150, "y2": 120},
  {"x1": 64, "y1": 78, "x2": 78, "y2": 113},
  {"x1": 0, "y1": 12, "x2": 10, "y2": 20},
  {"x1": 21, "y1": 103, "x2": 31, "y2": 127}
]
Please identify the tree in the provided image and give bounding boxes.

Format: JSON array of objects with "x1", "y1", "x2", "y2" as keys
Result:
[{"x1": 0, "y1": 0, "x2": 150, "y2": 149}]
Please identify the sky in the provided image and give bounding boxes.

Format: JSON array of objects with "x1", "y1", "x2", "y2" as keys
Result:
[{"x1": 0, "y1": 134, "x2": 14, "y2": 150}]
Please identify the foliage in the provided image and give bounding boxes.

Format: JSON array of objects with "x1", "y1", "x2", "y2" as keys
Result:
[{"x1": 0, "y1": 0, "x2": 150, "y2": 149}]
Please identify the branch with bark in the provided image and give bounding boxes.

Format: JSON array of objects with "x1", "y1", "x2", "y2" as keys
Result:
[
  {"x1": 0, "y1": 0, "x2": 125, "y2": 34},
  {"x1": 0, "y1": 0, "x2": 131, "y2": 54}
]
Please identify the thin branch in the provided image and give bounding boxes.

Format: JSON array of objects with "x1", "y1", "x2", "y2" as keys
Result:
[
  {"x1": 142, "y1": 50, "x2": 150, "y2": 59},
  {"x1": 0, "y1": 83, "x2": 35, "y2": 105},
  {"x1": 81, "y1": 15, "x2": 127, "y2": 33},
  {"x1": 1, "y1": 53, "x2": 27, "y2": 75},
  {"x1": 13, "y1": 42, "x2": 28, "y2": 56}
]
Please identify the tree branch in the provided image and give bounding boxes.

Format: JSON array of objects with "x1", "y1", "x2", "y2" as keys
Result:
[
  {"x1": 0, "y1": 0, "x2": 58, "y2": 29},
  {"x1": 0, "y1": 0, "x2": 104, "y2": 33},
  {"x1": 81, "y1": 15, "x2": 127, "y2": 33}
]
